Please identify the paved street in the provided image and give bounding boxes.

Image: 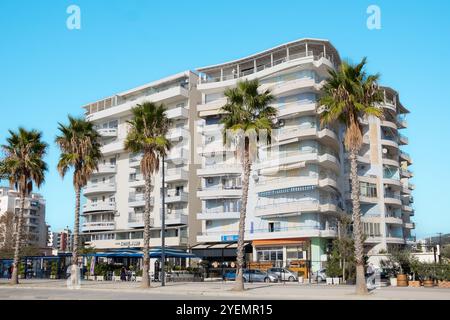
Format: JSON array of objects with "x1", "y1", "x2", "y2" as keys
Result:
[{"x1": 0, "y1": 279, "x2": 449, "y2": 300}]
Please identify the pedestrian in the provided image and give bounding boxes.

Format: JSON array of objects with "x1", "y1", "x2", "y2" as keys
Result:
[
  {"x1": 8, "y1": 265, "x2": 13, "y2": 279},
  {"x1": 120, "y1": 266, "x2": 127, "y2": 281}
]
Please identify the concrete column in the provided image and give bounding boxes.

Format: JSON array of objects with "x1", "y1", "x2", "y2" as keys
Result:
[
  {"x1": 310, "y1": 238, "x2": 326, "y2": 272},
  {"x1": 282, "y1": 246, "x2": 287, "y2": 267},
  {"x1": 305, "y1": 42, "x2": 309, "y2": 56},
  {"x1": 286, "y1": 47, "x2": 290, "y2": 60},
  {"x1": 323, "y1": 44, "x2": 326, "y2": 58},
  {"x1": 220, "y1": 68, "x2": 223, "y2": 82},
  {"x1": 270, "y1": 53, "x2": 274, "y2": 66},
  {"x1": 254, "y1": 59, "x2": 257, "y2": 73}
]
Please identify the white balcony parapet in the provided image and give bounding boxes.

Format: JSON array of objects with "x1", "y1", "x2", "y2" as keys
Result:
[
  {"x1": 84, "y1": 182, "x2": 116, "y2": 196},
  {"x1": 197, "y1": 211, "x2": 241, "y2": 220},
  {"x1": 128, "y1": 212, "x2": 154, "y2": 228},
  {"x1": 165, "y1": 168, "x2": 189, "y2": 182},
  {"x1": 81, "y1": 221, "x2": 115, "y2": 232},
  {"x1": 165, "y1": 191, "x2": 189, "y2": 203},
  {"x1": 92, "y1": 164, "x2": 117, "y2": 175},
  {"x1": 129, "y1": 195, "x2": 154, "y2": 207},
  {"x1": 197, "y1": 164, "x2": 242, "y2": 177},
  {"x1": 83, "y1": 201, "x2": 116, "y2": 213},
  {"x1": 97, "y1": 128, "x2": 118, "y2": 138}
]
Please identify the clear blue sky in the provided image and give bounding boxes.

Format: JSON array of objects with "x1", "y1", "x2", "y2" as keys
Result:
[{"x1": 0, "y1": 0, "x2": 449, "y2": 238}]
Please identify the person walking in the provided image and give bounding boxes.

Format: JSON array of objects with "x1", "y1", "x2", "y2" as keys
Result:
[
  {"x1": 120, "y1": 266, "x2": 127, "y2": 281},
  {"x1": 8, "y1": 265, "x2": 13, "y2": 280}
]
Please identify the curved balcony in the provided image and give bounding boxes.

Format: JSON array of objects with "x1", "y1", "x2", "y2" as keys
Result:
[
  {"x1": 255, "y1": 175, "x2": 337, "y2": 194},
  {"x1": 386, "y1": 237, "x2": 406, "y2": 245},
  {"x1": 399, "y1": 151, "x2": 413, "y2": 165},
  {"x1": 382, "y1": 156, "x2": 399, "y2": 167},
  {"x1": 275, "y1": 126, "x2": 338, "y2": 149},
  {"x1": 268, "y1": 78, "x2": 324, "y2": 97},
  {"x1": 382, "y1": 101, "x2": 397, "y2": 113},
  {"x1": 129, "y1": 195, "x2": 154, "y2": 208},
  {"x1": 83, "y1": 201, "x2": 116, "y2": 213},
  {"x1": 383, "y1": 177, "x2": 402, "y2": 188},
  {"x1": 256, "y1": 150, "x2": 340, "y2": 173},
  {"x1": 385, "y1": 216, "x2": 404, "y2": 225},
  {"x1": 81, "y1": 221, "x2": 115, "y2": 232},
  {"x1": 384, "y1": 192, "x2": 402, "y2": 206},
  {"x1": 381, "y1": 137, "x2": 399, "y2": 149},
  {"x1": 92, "y1": 164, "x2": 116, "y2": 176},
  {"x1": 254, "y1": 199, "x2": 340, "y2": 218},
  {"x1": 276, "y1": 102, "x2": 316, "y2": 118},
  {"x1": 404, "y1": 222, "x2": 415, "y2": 229},
  {"x1": 380, "y1": 120, "x2": 398, "y2": 130},
  {"x1": 97, "y1": 128, "x2": 118, "y2": 139},
  {"x1": 166, "y1": 106, "x2": 189, "y2": 120},
  {"x1": 84, "y1": 182, "x2": 116, "y2": 196}
]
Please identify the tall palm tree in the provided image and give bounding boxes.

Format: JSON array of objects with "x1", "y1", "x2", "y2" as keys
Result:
[
  {"x1": 55, "y1": 116, "x2": 101, "y2": 287},
  {"x1": 1, "y1": 128, "x2": 48, "y2": 285},
  {"x1": 220, "y1": 79, "x2": 276, "y2": 291},
  {"x1": 124, "y1": 102, "x2": 171, "y2": 288},
  {"x1": 319, "y1": 57, "x2": 384, "y2": 295}
]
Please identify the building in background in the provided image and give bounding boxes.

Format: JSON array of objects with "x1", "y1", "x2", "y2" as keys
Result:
[
  {"x1": 193, "y1": 38, "x2": 415, "y2": 272},
  {"x1": 80, "y1": 71, "x2": 202, "y2": 271},
  {"x1": 51, "y1": 228, "x2": 73, "y2": 253},
  {"x1": 0, "y1": 187, "x2": 48, "y2": 249}
]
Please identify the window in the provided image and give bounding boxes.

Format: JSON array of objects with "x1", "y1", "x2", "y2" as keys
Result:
[
  {"x1": 360, "y1": 182, "x2": 377, "y2": 198},
  {"x1": 268, "y1": 222, "x2": 281, "y2": 233}
]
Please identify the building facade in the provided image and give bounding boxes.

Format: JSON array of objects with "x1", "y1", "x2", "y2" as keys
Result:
[
  {"x1": 194, "y1": 38, "x2": 414, "y2": 272},
  {"x1": 80, "y1": 71, "x2": 202, "y2": 264},
  {"x1": 0, "y1": 187, "x2": 48, "y2": 249}
]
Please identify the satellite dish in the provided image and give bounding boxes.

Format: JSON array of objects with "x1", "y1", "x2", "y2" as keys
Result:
[{"x1": 382, "y1": 148, "x2": 387, "y2": 154}]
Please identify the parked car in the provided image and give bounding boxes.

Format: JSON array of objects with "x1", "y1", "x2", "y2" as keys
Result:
[
  {"x1": 312, "y1": 268, "x2": 327, "y2": 282},
  {"x1": 223, "y1": 269, "x2": 278, "y2": 283},
  {"x1": 267, "y1": 268, "x2": 298, "y2": 282}
]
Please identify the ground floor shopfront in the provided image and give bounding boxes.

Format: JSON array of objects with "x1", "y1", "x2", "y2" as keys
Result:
[{"x1": 191, "y1": 237, "x2": 331, "y2": 278}]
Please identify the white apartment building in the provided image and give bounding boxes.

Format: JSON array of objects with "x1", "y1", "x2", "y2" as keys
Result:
[
  {"x1": 193, "y1": 38, "x2": 415, "y2": 272},
  {"x1": 80, "y1": 71, "x2": 202, "y2": 261},
  {"x1": 0, "y1": 187, "x2": 48, "y2": 249}
]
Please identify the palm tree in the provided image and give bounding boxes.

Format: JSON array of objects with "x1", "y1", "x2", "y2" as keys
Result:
[
  {"x1": 1, "y1": 128, "x2": 48, "y2": 285},
  {"x1": 220, "y1": 79, "x2": 276, "y2": 291},
  {"x1": 319, "y1": 57, "x2": 384, "y2": 295},
  {"x1": 55, "y1": 116, "x2": 101, "y2": 287},
  {"x1": 124, "y1": 102, "x2": 171, "y2": 288}
]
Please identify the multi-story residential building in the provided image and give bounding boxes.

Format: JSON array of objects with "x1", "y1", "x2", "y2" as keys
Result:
[
  {"x1": 193, "y1": 38, "x2": 415, "y2": 272},
  {"x1": 0, "y1": 187, "x2": 48, "y2": 249},
  {"x1": 52, "y1": 228, "x2": 73, "y2": 252},
  {"x1": 80, "y1": 71, "x2": 202, "y2": 268}
]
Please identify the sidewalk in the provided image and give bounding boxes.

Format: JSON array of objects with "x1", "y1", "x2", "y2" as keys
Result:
[{"x1": 1, "y1": 279, "x2": 450, "y2": 300}]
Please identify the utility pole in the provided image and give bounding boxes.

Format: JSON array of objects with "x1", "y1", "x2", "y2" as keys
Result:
[{"x1": 437, "y1": 232, "x2": 443, "y2": 264}]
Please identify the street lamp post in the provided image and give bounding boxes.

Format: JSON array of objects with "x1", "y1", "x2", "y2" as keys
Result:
[{"x1": 161, "y1": 155, "x2": 166, "y2": 286}]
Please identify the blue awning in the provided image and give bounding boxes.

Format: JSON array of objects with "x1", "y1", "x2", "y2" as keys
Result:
[{"x1": 85, "y1": 248, "x2": 197, "y2": 259}]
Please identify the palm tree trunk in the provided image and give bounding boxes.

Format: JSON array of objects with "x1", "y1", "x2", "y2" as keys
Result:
[
  {"x1": 71, "y1": 187, "x2": 81, "y2": 287},
  {"x1": 10, "y1": 191, "x2": 25, "y2": 285},
  {"x1": 233, "y1": 146, "x2": 251, "y2": 292},
  {"x1": 141, "y1": 172, "x2": 152, "y2": 288},
  {"x1": 350, "y1": 149, "x2": 368, "y2": 295}
]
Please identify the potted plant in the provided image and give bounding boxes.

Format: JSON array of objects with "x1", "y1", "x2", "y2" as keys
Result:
[
  {"x1": 50, "y1": 262, "x2": 58, "y2": 280},
  {"x1": 380, "y1": 258, "x2": 398, "y2": 286},
  {"x1": 113, "y1": 269, "x2": 121, "y2": 282},
  {"x1": 436, "y1": 264, "x2": 450, "y2": 288},
  {"x1": 419, "y1": 263, "x2": 435, "y2": 288},
  {"x1": 326, "y1": 247, "x2": 342, "y2": 285},
  {"x1": 390, "y1": 249, "x2": 413, "y2": 287},
  {"x1": 18, "y1": 262, "x2": 26, "y2": 279},
  {"x1": 408, "y1": 257, "x2": 421, "y2": 287}
]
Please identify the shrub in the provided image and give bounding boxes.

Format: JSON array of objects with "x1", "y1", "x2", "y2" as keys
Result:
[{"x1": 326, "y1": 247, "x2": 342, "y2": 278}]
